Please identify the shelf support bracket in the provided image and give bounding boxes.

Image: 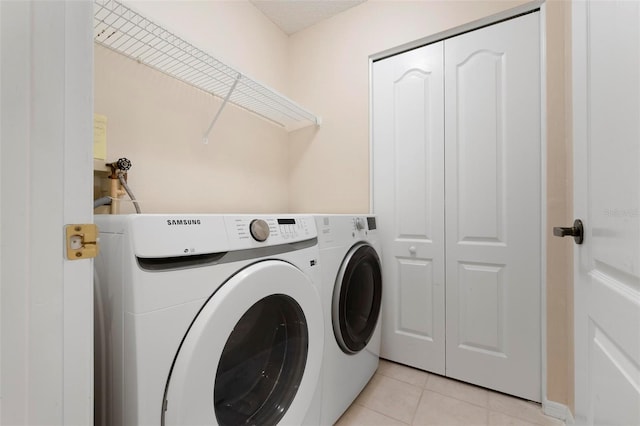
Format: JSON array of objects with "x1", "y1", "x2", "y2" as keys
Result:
[{"x1": 203, "y1": 72, "x2": 241, "y2": 144}]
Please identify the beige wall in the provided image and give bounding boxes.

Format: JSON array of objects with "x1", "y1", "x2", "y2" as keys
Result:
[
  {"x1": 94, "y1": 1, "x2": 291, "y2": 214},
  {"x1": 545, "y1": 0, "x2": 574, "y2": 411},
  {"x1": 94, "y1": 0, "x2": 574, "y2": 411}
]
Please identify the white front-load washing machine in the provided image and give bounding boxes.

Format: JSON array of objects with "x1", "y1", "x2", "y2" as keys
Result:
[
  {"x1": 94, "y1": 214, "x2": 323, "y2": 426},
  {"x1": 313, "y1": 215, "x2": 382, "y2": 425}
]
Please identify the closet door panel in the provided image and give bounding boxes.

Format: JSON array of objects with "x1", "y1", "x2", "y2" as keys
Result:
[
  {"x1": 395, "y1": 69, "x2": 432, "y2": 239},
  {"x1": 457, "y1": 262, "x2": 505, "y2": 353},
  {"x1": 456, "y1": 51, "x2": 505, "y2": 242},
  {"x1": 397, "y1": 259, "x2": 434, "y2": 337},
  {"x1": 373, "y1": 42, "x2": 446, "y2": 374},
  {"x1": 444, "y1": 12, "x2": 541, "y2": 402}
]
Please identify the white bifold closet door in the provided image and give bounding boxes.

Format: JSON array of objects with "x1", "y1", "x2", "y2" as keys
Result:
[
  {"x1": 443, "y1": 12, "x2": 541, "y2": 401},
  {"x1": 373, "y1": 41, "x2": 446, "y2": 375},
  {"x1": 373, "y1": 12, "x2": 541, "y2": 401}
]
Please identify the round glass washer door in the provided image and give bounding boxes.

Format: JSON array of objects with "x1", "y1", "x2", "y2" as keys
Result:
[
  {"x1": 332, "y1": 243, "x2": 382, "y2": 354},
  {"x1": 162, "y1": 260, "x2": 323, "y2": 426}
]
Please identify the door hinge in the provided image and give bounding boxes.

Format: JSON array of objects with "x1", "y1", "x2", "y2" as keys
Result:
[{"x1": 65, "y1": 224, "x2": 99, "y2": 260}]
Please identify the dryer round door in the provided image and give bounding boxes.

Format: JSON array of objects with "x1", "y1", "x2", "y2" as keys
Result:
[
  {"x1": 332, "y1": 243, "x2": 382, "y2": 354},
  {"x1": 162, "y1": 260, "x2": 323, "y2": 426}
]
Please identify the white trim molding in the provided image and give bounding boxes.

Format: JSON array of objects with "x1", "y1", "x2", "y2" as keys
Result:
[
  {"x1": 538, "y1": 1, "x2": 549, "y2": 409},
  {"x1": 543, "y1": 398, "x2": 575, "y2": 424},
  {"x1": 370, "y1": 0, "x2": 544, "y2": 62}
]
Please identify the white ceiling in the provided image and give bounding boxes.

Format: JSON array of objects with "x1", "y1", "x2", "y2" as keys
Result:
[{"x1": 250, "y1": 0, "x2": 366, "y2": 35}]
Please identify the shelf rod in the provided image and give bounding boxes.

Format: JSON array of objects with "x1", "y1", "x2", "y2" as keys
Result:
[{"x1": 202, "y1": 72, "x2": 241, "y2": 144}]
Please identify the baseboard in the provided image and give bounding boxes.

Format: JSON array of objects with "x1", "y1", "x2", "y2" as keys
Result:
[{"x1": 543, "y1": 399, "x2": 574, "y2": 424}]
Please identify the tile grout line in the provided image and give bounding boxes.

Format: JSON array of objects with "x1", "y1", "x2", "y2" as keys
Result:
[
  {"x1": 409, "y1": 388, "x2": 428, "y2": 426},
  {"x1": 357, "y1": 374, "x2": 423, "y2": 425},
  {"x1": 425, "y1": 391, "x2": 489, "y2": 410},
  {"x1": 352, "y1": 400, "x2": 411, "y2": 425}
]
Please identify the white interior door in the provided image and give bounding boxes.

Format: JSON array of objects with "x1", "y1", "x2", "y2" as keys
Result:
[
  {"x1": 0, "y1": 1, "x2": 94, "y2": 424},
  {"x1": 572, "y1": 1, "x2": 640, "y2": 424},
  {"x1": 444, "y1": 12, "x2": 541, "y2": 402},
  {"x1": 373, "y1": 42, "x2": 446, "y2": 374}
]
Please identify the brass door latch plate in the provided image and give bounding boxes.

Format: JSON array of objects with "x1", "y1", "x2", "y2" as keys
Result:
[{"x1": 65, "y1": 224, "x2": 99, "y2": 260}]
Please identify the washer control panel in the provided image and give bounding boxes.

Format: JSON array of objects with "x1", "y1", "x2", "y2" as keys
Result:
[
  {"x1": 226, "y1": 215, "x2": 316, "y2": 249},
  {"x1": 249, "y1": 219, "x2": 270, "y2": 242}
]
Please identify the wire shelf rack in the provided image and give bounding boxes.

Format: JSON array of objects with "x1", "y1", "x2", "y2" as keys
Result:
[{"x1": 93, "y1": 0, "x2": 321, "y2": 134}]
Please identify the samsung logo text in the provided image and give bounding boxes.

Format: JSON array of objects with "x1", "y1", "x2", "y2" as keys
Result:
[{"x1": 167, "y1": 219, "x2": 202, "y2": 226}]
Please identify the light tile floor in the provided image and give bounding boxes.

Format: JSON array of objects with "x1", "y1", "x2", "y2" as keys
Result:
[{"x1": 335, "y1": 359, "x2": 565, "y2": 426}]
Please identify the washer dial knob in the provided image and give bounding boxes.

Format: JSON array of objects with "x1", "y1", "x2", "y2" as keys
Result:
[
  {"x1": 250, "y1": 219, "x2": 270, "y2": 242},
  {"x1": 354, "y1": 217, "x2": 365, "y2": 230}
]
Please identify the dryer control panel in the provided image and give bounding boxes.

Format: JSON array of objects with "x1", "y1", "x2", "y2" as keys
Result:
[
  {"x1": 315, "y1": 215, "x2": 379, "y2": 247},
  {"x1": 225, "y1": 215, "x2": 316, "y2": 250}
]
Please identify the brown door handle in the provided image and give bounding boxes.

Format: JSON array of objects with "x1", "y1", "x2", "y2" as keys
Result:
[{"x1": 553, "y1": 219, "x2": 584, "y2": 245}]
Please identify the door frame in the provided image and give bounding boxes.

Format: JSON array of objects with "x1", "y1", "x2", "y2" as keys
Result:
[
  {"x1": 368, "y1": 0, "x2": 550, "y2": 412},
  {"x1": 0, "y1": 1, "x2": 94, "y2": 424}
]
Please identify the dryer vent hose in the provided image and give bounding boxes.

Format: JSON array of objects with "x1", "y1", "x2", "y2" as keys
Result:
[{"x1": 94, "y1": 196, "x2": 112, "y2": 209}]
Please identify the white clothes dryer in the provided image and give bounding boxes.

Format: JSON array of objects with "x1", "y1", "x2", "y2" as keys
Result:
[
  {"x1": 313, "y1": 215, "x2": 382, "y2": 425},
  {"x1": 94, "y1": 214, "x2": 323, "y2": 426}
]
